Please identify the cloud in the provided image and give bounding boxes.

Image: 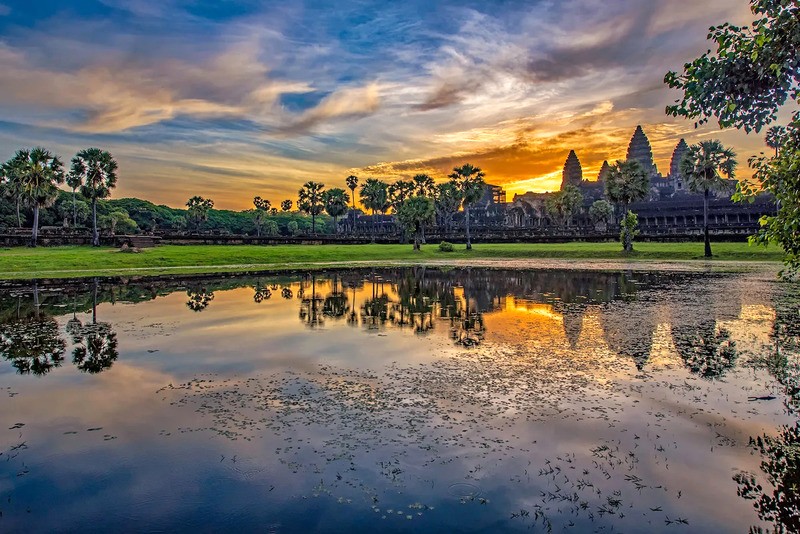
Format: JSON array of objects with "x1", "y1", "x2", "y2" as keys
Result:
[
  {"x1": 0, "y1": 39, "x2": 313, "y2": 132},
  {"x1": 276, "y1": 84, "x2": 381, "y2": 135}
]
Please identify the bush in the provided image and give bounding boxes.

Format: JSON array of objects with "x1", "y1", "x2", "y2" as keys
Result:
[{"x1": 439, "y1": 241, "x2": 454, "y2": 252}]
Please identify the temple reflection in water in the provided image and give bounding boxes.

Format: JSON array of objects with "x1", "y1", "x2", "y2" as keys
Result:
[{"x1": 0, "y1": 267, "x2": 766, "y2": 378}]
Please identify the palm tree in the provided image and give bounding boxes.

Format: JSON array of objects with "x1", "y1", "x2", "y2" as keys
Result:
[
  {"x1": 281, "y1": 199, "x2": 293, "y2": 212},
  {"x1": 412, "y1": 174, "x2": 435, "y2": 197},
  {"x1": 604, "y1": 159, "x2": 650, "y2": 252},
  {"x1": 186, "y1": 196, "x2": 214, "y2": 231},
  {"x1": 765, "y1": 125, "x2": 787, "y2": 157},
  {"x1": 2, "y1": 154, "x2": 27, "y2": 227},
  {"x1": 70, "y1": 148, "x2": 118, "y2": 246},
  {"x1": 345, "y1": 175, "x2": 359, "y2": 234},
  {"x1": 253, "y1": 196, "x2": 271, "y2": 236},
  {"x1": 359, "y1": 178, "x2": 389, "y2": 242},
  {"x1": 449, "y1": 163, "x2": 485, "y2": 250},
  {"x1": 16, "y1": 148, "x2": 65, "y2": 247},
  {"x1": 298, "y1": 181, "x2": 325, "y2": 235},
  {"x1": 66, "y1": 169, "x2": 83, "y2": 228},
  {"x1": 680, "y1": 140, "x2": 737, "y2": 257},
  {"x1": 345, "y1": 175, "x2": 359, "y2": 208},
  {"x1": 388, "y1": 179, "x2": 415, "y2": 212},
  {"x1": 322, "y1": 188, "x2": 349, "y2": 234}
]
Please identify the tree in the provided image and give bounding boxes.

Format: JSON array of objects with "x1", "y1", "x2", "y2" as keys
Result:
[
  {"x1": 262, "y1": 219, "x2": 279, "y2": 236},
  {"x1": 252, "y1": 196, "x2": 271, "y2": 236},
  {"x1": 2, "y1": 153, "x2": 27, "y2": 227},
  {"x1": 101, "y1": 209, "x2": 138, "y2": 235},
  {"x1": 322, "y1": 188, "x2": 349, "y2": 234},
  {"x1": 396, "y1": 196, "x2": 435, "y2": 251},
  {"x1": 412, "y1": 173, "x2": 436, "y2": 198},
  {"x1": 434, "y1": 181, "x2": 462, "y2": 234},
  {"x1": 665, "y1": 1, "x2": 799, "y2": 133},
  {"x1": 388, "y1": 179, "x2": 415, "y2": 212},
  {"x1": 186, "y1": 196, "x2": 214, "y2": 230},
  {"x1": 412, "y1": 174, "x2": 436, "y2": 242},
  {"x1": 287, "y1": 220, "x2": 300, "y2": 236},
  {"x1": 66, "y1": 168, "x2": 83, "y2": 227},
  {"x1": 545, "y1": 184, "x2": 583, "y2": 228},
  {"x1": 345, "y1": 175, "x2": 359, "y2": 208},
  {"x1": 766, "y1": 125, "x2": 788, "y2": 157},
  {"x1": 281, "y1": 199, "x2": 293, "y2": 212},
  {"x1": 359, "y1": 178, "x2": 389, "y2": 241},
  {"x1": 449, "y1": 164, "x2": 485, "y2": 250},
  {"x1": 589, "y1": 199, "x2": 614, "y2": 230},
  {"x1": 604, "y1": 159, "x2": 649, "y2": 252},
  {"x1": 71, "y1": 148, "x2": 118, "y2": 246},
  {"x1": 16, "y1": 148, "x2": 65, "y2": 247},
  {"x1": 297, "y1": 181, "x2": 325, "y2": 235},
  {"x1": 664, "y1": 0, "x2": 800, "y2": 276},
  {"x1": 680, "y1": 140, "x2": 738, "y2": 257}
]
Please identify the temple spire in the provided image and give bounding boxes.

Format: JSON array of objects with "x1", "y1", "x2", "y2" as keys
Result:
[
  {"x1": 561, "y1": 150, "x2": 583, "y2": 190},
  {"x1": 597, "y1": 160, "x2": 611, "y2": 183},
  {"x1": 669, "y1": 139, "x2": 689, "y2": 177},
  {"x1": 626, "y1": 125, "x2": 658, "y2": 176}
]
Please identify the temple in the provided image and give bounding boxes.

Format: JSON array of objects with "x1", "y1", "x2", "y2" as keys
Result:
[{"x1": 343, "y1": 124, "x2": 775, "y2": 240}]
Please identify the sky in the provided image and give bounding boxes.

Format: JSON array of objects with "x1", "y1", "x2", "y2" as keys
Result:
[{"x1": 0, "y1": 0, "x2": 770, "y2": 210}]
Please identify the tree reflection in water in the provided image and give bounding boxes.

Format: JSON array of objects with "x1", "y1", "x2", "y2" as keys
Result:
[
  {"x1": 299, "y1": 275, "x2": 324, "y2": 328},
  {"x1": 0, "y1": 306, "x2": 66, "y2": 376},
  {"x1": 673, "y1": 320, "x2": 738, "y2": 379},
  {"x1": 186, "y1": 285, "x2": 214, "y2": 312},
  {"x1": 736, "y1": 287, "x2": 800, "y2": 533}
]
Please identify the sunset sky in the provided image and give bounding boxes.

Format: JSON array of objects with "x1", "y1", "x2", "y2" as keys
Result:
[{"x1": 0, "y1": 0, "x2": 771, "y2": 210}]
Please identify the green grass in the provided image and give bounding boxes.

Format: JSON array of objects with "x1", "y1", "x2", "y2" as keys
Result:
[{"x1": 0, "y1": 242, "x2": 785, "y2": 280}]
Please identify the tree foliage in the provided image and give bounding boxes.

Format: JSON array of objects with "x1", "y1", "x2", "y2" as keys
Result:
[
  {"x1": 396, "y1": 195, "x2": 435, "y2": 251},
  {"x1": 545, "y1": 184, "x2": 583, "y2": 227},
  {"x1": 664, "y1": 0, "x2": 800, "y2": 276},
  {"x1": 664, "y1": 1, "x2": 799, "y2": 132},
  {"x1": 298, "y1": 181, "x2": 325, "y2": 234}
]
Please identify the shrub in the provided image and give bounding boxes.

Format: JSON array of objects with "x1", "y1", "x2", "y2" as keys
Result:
[{"x1": 439, "y1": 241, "x2": 454, "y2": 252}]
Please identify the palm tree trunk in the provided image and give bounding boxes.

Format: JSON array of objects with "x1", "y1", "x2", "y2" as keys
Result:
[
  {"x1": 30, "y1": 204, "x2": 39, "y2": 247},
  {"x1": 72, "y1": 189, "x2": 77, "y2": 227},
  {"x1": 703, "y1": 188, "x2": 712, "y2": 257},
  {"x1": 465, "y1": 206, "x2": 472, "y2": 250},
  {"x1": 16, "y1": 197, "x2": 21, "y2": 227},
  {"x1": 421, "y1": 223, "x2": 426, "y2": 244},
  {"x1": 92, "y1": 198, "x2": 99, "y2": 246},
  {"x1": 311, "y1": 212, "x2": 316, "y2": 235},
  {"x1": 371, "y1": 209, "x2": 376, "y2": 243},
  {"x1": 413, "y1": 224, "x2": 420, "y2": 251},
  {"x1": 333, "y1": 215, "x2": 338, "y2": 235}
]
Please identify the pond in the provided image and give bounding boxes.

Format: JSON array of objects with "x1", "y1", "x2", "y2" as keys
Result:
[{"x1": 0, "y1": 267, "x2": 798, "y2": 532}]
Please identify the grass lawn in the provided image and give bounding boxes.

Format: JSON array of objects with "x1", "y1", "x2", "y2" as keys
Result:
[{"x1": 0, "y1": 241, "x2": 785, "y2": 280}]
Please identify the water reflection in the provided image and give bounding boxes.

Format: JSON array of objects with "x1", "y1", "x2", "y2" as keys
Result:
[{"x1": 0, "y1": 268, "x2": 797, "y2": 532}]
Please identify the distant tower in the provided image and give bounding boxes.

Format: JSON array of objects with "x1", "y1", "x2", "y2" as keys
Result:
[
  {"x1": 561, "y1": 150, "x2": 583, "y2": 190},
  {"x1": 597, "y1": 160, "x2": 611, "y2": 184},
  {"x1": 669, "y1": 139, "x2": 689, "y2": 193},
  {"x1": 626, "y1": 125, "x2": 658, "y2": 176}
]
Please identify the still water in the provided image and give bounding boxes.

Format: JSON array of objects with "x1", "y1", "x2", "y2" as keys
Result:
[{"x1": 0, "y1": 267, "x2": 798, "y2": 532}]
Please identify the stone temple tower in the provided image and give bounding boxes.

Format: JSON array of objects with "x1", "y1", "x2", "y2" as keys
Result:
[
  {"x1": 597, "y1": 160, "x2": 611, "y2": 183},
  {"x1": 668, "y1": 139, "x2": 689, "y2": 193},
  {"x1": 626, "y1": 125, "x2": 658, "y2": 177},
  {"x1": 561, "y1": 150, "x2": 583, "y2": 190}
]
